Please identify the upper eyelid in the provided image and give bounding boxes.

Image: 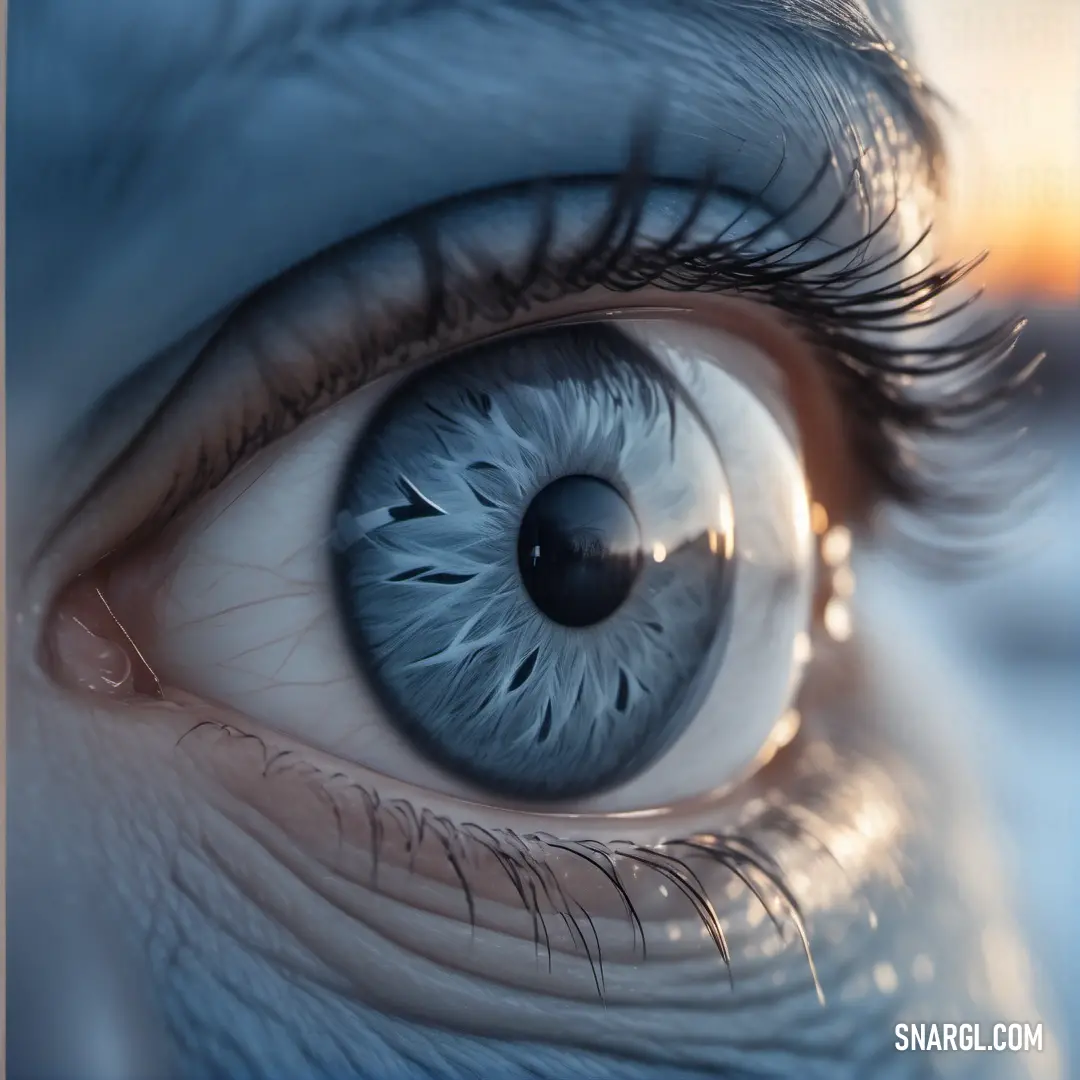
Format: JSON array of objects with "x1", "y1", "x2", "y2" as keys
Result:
[
  {"x1": 10, "y1": 0, "x2": 940, "y2": 449},
  {"x1": 37, "y1": 159, "x2": 1024, "y2": 589},
  {"x1": 23, "y1": 182, "x2": 685, "y2": 565},
  {"x1": 39, "y1": 172, "x2": 858, "y2": 543},
  {"x1": 18, "y1": 13, "x2": 947, "y2": 590}
]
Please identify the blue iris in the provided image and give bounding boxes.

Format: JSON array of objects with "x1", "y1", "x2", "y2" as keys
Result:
[{"x1": 331, "y1": 324, "x2": 735, "y2": 801}]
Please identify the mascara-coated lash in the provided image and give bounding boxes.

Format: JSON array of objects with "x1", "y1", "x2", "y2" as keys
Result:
[
  {"x1": 61, "y1": 117, "x2": 1037, "y2": 568},
  {"x1": 403, "y1": 129, "x2": 1036, "y2": 554}
]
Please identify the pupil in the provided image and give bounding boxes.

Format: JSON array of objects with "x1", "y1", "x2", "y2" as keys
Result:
[{"x1": 517, "y1": 475, "x2": 643, "y2": 628}]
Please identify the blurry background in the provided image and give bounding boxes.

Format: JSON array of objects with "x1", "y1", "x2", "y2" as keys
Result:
[
  {"x1": 901, "y1": 0, "x2": 1078, "y2": 1064},
  {"x1": 911, "y1": 0, "x2": 1079, "y2": 299}
]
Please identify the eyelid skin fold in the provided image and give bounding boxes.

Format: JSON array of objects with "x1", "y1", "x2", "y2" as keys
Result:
[
  {"x1": 39, "y1": 153, "x2": 1031, "y2": 596},
  {"x1": 46, "y1": 627, "x2": 862, "y2": 1020}
]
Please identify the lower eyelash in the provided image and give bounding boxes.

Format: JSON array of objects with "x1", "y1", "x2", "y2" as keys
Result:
[
  {"x1": 178, "y1": 717, "x2": 826, "y2": 1005},
  {"x1": 351, "y1": 784, "x2": 826, "y2": 1005}
]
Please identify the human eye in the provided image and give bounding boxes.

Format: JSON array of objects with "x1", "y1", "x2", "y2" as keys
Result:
[{"x1": 39, "y1": 119, "x2": 1041, "y2": 1079}]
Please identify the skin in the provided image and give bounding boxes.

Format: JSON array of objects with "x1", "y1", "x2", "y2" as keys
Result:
[{"x1": 6, "y1": 1, "x2": 1062, "y2": 1077}]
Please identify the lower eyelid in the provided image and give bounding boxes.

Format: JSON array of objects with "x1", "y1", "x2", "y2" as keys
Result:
[
  {"x1": 110, "y1": 665, "x2": 919, "y2": 1070},
  {"x1": 29, "y1": 575, "x2": 1048, "y2": 1078},
  {"x1": 118, "y1": 675, "x2": 858, "y2": 1014}
]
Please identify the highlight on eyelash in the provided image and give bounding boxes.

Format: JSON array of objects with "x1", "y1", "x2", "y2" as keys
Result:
[{"x1": 177, "y1": 718, "x2": 827, "y2": 1006}]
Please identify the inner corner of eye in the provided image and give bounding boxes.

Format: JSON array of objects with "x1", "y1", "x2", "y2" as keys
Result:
[{"x1": 46, "y1": 551, "x2": 166, "y2": 704}]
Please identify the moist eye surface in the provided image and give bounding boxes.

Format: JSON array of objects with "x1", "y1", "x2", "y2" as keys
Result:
[{"x1": 330, "y1": 323, "x2": 736, "y2": 801}]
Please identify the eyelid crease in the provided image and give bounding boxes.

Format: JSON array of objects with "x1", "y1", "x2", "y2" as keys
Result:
[{"x1": 44, "y1": 135, "x2": 1036, "y2": 590}]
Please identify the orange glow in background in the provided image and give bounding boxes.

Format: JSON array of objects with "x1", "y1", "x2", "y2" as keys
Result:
[{"x1": 908, "y1": 0, "x2": 1080, "y2": 300}]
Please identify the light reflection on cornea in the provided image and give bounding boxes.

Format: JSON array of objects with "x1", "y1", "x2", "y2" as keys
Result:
[
  {"x1": 792, "y1": 481, "x2": 812, "y2": 547},
  {"x1": 750, "y1": 708, "x2": 803, "y2": 770},
  {"x1": 772, "y1": 709, "x2": 801, "y2": 748},
  {"x1": 717, "y1": 492, "x2": 735, "y2": 558}
]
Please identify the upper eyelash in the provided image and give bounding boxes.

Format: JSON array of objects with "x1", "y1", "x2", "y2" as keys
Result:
[
  {"x1": 409, "y1": 121, "x2": 1040, "y2": 562},
  {"x1": 56, "y1": 114, "x2": 1039, "y2": 567}
]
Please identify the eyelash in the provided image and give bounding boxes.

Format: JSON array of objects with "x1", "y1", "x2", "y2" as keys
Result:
[
  {"x1": 180, "y1": 717, "x2": 824, "y2": 1002},
  {"x1": 421, "y1": 131, "x2": 1034, "y2": 553},
  {"x1": 91, "y1": 117, "x2": 1034, "y2": 564}
]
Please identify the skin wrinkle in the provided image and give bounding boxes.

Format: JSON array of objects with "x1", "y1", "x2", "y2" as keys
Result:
[
  {"x1": 14, "y1": 626, "x2": 1044, "y2": 1078},
  {"x1": 7, "y1": 1, "x2": 1061, "y2": 1078}
]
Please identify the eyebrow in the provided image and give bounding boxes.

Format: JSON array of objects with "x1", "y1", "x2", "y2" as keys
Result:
[
  {"x1": 114, "y1": 0, "x2": 940, "y2": 183},
  {"x1": 15, "y1": 0, "x2": 941, "y2": 210},
  {"x1": 286, "y1": 0, "x2": 937, "y2": 156}
]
